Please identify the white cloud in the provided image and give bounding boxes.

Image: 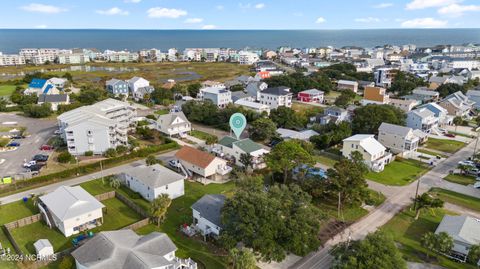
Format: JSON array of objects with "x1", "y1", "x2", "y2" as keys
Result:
[
  {"x1": 315, "y1": 17, "x2": 326, "y2": 24},
  {"x1": 147, "y1": 7, "x2": 188, "y2": 18},
  {"x1": 355, "y1": 17, "x2": 381, "y2": 23},
  {"x1": 202, "y1": 24, "x2": 217, "y2": 29},
  {"x1": 406, "y1": 0, "x2": 459, "y2": 10},
  {"x1": 96, "y1": 7, "x2": 129, "y2": 16},
  {"x1": 438, "y1": 4, "x2": 480, "y2": 17},
  {"x1": 34, "y1": 24, "x2": 48, "y2": 29},
  {"x1": 373, "y1": 3, "x2": 393, "y2": 8},
  {"x1": 401, "y1": 17, "x2": 448, "y2": 28},
  {"x1": 20, "y1": 3, "x2": 67, "y2": 14},
  {"x1": 255, "y1": 3, "x2": 265, "y2": 9},
  {"x1": 124, "y1": 0, "x2": 141, "y2": 3},
  {"x1": 184, "y1": 18, "x2": 204, "y2": 24},
  {"x1": 216, "y1": 5, "x2": 224, "y2": 10}
]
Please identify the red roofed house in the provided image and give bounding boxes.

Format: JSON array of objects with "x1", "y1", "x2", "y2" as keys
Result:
[
  {"x1": 297, "y1": 89, "x2": 324, "y2": 103},
  {"x1": 256, "y1": 71, "x2": 271, "y2": 80},
  {"x1": 175, "y1": 146, "x2": 232, "y2": 181}
]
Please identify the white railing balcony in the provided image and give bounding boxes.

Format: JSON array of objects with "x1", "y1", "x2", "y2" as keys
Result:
[{"x1": 216, "y1": 165, "x2": 232, "y2": 175}]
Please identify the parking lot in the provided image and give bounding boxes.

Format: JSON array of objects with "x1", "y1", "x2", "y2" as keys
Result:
[{"x1": 0, "y1": 113, "x2": 57, "y2": 179}]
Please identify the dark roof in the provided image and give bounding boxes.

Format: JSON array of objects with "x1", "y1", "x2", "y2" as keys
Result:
[
  {"x1": 191, "y1": 194, "x2": 226, "y2": 228},
  {"x1": 262, "y1": 86, "x2": 291, "y2": 96},
  {"x1": 38, "y1": 94, "x2": 68, "y2": 103}
]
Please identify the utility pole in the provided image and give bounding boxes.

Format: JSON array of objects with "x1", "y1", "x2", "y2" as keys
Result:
[
  {"x1": 472, "y1": 127, "x2": 480, "y2": 160},
  {"x1": 413, "y1": 177, "x2": 421, "y2": 211}
]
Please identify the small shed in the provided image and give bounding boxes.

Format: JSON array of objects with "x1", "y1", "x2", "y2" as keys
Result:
[{"x1": 34, "y1": 239, "x2": 54, "y2": 258}]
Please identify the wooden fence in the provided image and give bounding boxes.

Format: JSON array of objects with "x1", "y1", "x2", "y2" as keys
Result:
[
  {"x1": 94, "y1": 191, "x2": 116, "y2": 201},
  {"x1": 123, "y1": 218, "x2": 149, "y2": 230},
  {"x1": 115, "y1": 192, "x2": 149, "y2": 218},
  {"x1": 4, "y1": 214, "x2": 42, "y2": 230}
]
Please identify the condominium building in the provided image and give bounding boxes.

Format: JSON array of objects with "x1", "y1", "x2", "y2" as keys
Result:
[
  {"x1": 57, "y1": 53, "x2": 91, "y2": 64},
  {"x1": 0, "y1": 53, "x2": 26, "y2": 66}
]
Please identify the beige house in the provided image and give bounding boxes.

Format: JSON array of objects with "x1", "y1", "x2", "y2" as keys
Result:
[
  {"x1": 342, "y1": 134, "x2": 392, "y2": 172},
  {"x1": 175, "y1": 146, "x2": 232, "y2": 181},
  {"x1": 389, "y1": 98, "x2": 418, "y2": 112},
  {"x1": 378, "y1": 122, "x2": 419, "y2": 158},
  {"x1": 155, "y1": 112, "x2": 191, "y2": 137},
  {"x1": 361, "y1": 86, "x2": 390, "y2": 105}
]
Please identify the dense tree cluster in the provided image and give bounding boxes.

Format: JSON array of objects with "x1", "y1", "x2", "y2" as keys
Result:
[
  {"x1": 310, "y1": 122, "x2": 352, "y2": 150},
  {"x1": 22, "y1": 103, "x2": 52, "y2": 118},
  {"x1": 334, "y1": 90, "x2": 357, "y2": 107},
  {"x1": 264, "y1": 72, "x2": 334, "y2": 94},
  {"x1": 221, "y1": 176, "x2": 325, "y2": 262},
  {"x1": 352, "y1": 104, "x2": 406, "y2": 134},
  {"x1": 389, "y1": 71, "x2": 427, "y2": 96},
  {"x1": 248, "y1": 118, "x2": 277, "y2": 142},
  {"x1": 320, "y1": 63, "x2": 373, "y2": 82},
  {"x1": 269, "y1": 106, "x2": 306, "y2": 130}
]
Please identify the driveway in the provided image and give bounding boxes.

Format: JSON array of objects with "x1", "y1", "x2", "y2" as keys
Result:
[{"x1": 0, "y1": 113, "x2": 56, "y2": 179}]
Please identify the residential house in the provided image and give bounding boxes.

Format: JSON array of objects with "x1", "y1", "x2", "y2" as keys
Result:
[
  {"x1": 24, "y1": 78, "x2": 59, "y2": 96},
  {"x1": 318, "y1": 106, "x2": 349, "y2": 125},
  {"x1": 420, "y1": 102, "x2": 453, "y2": 126},
  {"x1": 467, "y1": 70, "x2": 480, "y2": 80},
  {"x1": 259, "y1": 86, "x2": 293, "y2": 109},
  {"x1": 276, "y1": 128, "x2": 319, "y2": 141},
  {"x1": 72, "y1": 230, "x2": 197, "y2": 269},
  {"x1": 245, "y1": 81, "x2": 268, "y2": 101},
  {"x1": 175, "y1": 146, "x2": 232, "y2": 180},
  {"x1": 199, "y1": 87, "x2": 232, "y2": 108},
  {"x1": 337, "y1": 80, "x2": 359, "y2": 93},
  {"x1": 191, "y1": 194, "x2": 226, "y2": 237},
  {"x1": 213, "y1": 136, "x2": 269, "y2": 169},
  {"x1": 120, "y1": 164, "x2": 186, "y2": 201},
  {"x1": 57, "y1": 99, "x2": 136, "y2": 155},
  {"x1": 378, "y1": 123, "x2": 419, "y2": 158},
  {"x1": 361, "y1": 86, "x2": 390, "y2": 105},
  {"x1": 127, "y1": 76, "x2": 150, "y2": 96},
  {"x1": 403, "y1": 87, "x2": 440, "y2": 103},
  {"x1": 466, "y1": 89, "x2": 480, "y2": 109},
  {"x1": 342, "y1": 134, "x2": 393, "y2": 172},
  {"x1": 105, "y1": 79, "x2": 129, "y2": 96},
  {"x1": 429, "y1": 75, "x2": 465, "y2": 89},
  {"x1": 37, "y1": 94, "x2": 70, "y2": 111},
  {"x1": 48, "y1": 77, "x2": 67, "y2": 89},
  {"x1": 439, "y1": 91, "x2": 475, "y2": 117},
  {"x1": 37, "y1": 186, "x2": 105, "y2": 237},
  {"x1": 201, "y1": 80, "x2": 225, "y2": 88},
  {"x1": 407, "y1": 108, "x2": 439, "y2": 133},
  {"x1": 389, "y1": 98, "x2": 419, "y2": 112},
  {"x1": 133, "y1": 85, "x2": 154, "y2": 101},
  {"x1": 231, "y1": 91, "x2": 254, "y2": 103},
  {"x1": 297, "y1": 89, "x2": 324, "y2": 103},
  {"x1": 234, "y1": 99, "x2": 270, "y2": 115},
  {"x1": 156, "y1": 111, "x2": 191, "y2": 136},
  {"x1": 434, "y1": 215, "x2": 480, "y2": 264}
]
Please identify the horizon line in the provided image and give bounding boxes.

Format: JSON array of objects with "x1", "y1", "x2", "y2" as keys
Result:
[{"x1": 1, "y1": 27, "x2": 480, "y2": 31}]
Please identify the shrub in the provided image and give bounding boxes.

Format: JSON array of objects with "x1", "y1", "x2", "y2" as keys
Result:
[
  {"x1": 105, "y1": 148, "x2": 118, "y2": 158},
  {"x1": 57, "y1": 151, "x2": 73, "y2": 163},
  {"x1": 84, "y1": 151, "x2": 93, "y2": 156}
]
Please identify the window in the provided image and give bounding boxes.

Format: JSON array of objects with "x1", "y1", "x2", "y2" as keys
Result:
[{"x1": 166, "y1": 185, "x2": 168, "y2": 190}]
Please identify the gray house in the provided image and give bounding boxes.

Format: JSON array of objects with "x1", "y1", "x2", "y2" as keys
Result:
[{"x1": 106, "y1": 79, "x2": 129, "y2": 96}]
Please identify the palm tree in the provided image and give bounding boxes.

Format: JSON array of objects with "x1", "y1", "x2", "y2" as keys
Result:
[
  {"x1": 109, "y1": 177, "x2": 121, "y2": 189},
  {"x1": 421, "y1": 232, "x2": 436, "y2": 259},
  {"x1": 149, "y1": 194, "x2": 172, "y2": 227},
  {"x1": 458, "y1": 164, "x2": 470, "y2": 175},
  {"x1": 435, "y1": 232, "x2": 454, "y2": 255},
  {"x1": 413, "y1": 193, "x2": 444, "y2": 220}
]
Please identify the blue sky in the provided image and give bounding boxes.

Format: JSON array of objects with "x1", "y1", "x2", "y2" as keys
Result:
[{"x1": 1, "y1": 0, "x2": 479, "y2": 29}]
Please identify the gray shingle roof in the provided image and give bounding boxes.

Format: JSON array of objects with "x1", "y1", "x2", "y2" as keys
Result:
[
  {"x1": 378, "y1": 122, "x2": 412, "y2": 137},
  {"x1": 435, "y1": 215, "x2": 480, "y2": 246},
  {"x1": 72, "y1": 230, "x2": 177, "y2": 269},
  {"x1": 262, "y1": 86, "x2": 291, "y2": 96},
  {"x1": 38, "y1": 94, "x2": 68, "y2": 103},
  {"x1": 156, "y1": 111, "x2": 190, "y2": 128},
  {"x1": 122, "y1": 164, "x2": 185, "y2": 188},
  {"x1": 191, "y1": 194, "x2": 226, "y2": 228}
]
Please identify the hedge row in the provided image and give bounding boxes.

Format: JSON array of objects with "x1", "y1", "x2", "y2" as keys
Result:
[{"x1": 0, "y1": 142, "x2": 179, "y2": 196}]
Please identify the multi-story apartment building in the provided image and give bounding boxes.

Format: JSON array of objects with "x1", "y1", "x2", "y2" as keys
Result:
[
  {"x1": 0, "y1": 53, "x2": 26, "y2": 66},
  {"x1": 57, "y1": 53, "x2": 91, "y2": 64},
  {"x1": 259, "y1": 86, "x2": 293, "y2": 109},
  {"x1": 238, "y1": 51, "x2": 259, "y2": 65},
  {"x1": 57, "y1": 99, "x2": 136, "y2": 155}
]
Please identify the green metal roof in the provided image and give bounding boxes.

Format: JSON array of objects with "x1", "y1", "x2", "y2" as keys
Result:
[
  {"x1": 218, "y1": 136, "x2": 238, "y2": 148},
  {"x1": 233, "y1": 139, "x2": 263, "y2": 153}
]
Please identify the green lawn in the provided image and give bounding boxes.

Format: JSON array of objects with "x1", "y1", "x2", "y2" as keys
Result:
[
  {"x1": 314, "y1": 153, "x2": 339, "y2": 168},
  {"x1": 417, "y1": 148, "x2": 447, "y2": 158},
  {"x1": 9, "y1": 197, "x2": 143, "y2": 255},
  {"x1": 430, "y1": 188, "x2": 480, "y2": 212},
  {"x1": 136, "y1": 181, "x2": 236, "y2": 269},
  {"x1": 0, "y1": 85, "x2": 16, "y2": 96},
  {"x1": 189, "y1": 130, "x2": 217, "y2": 142},
  {"x1": 381, "y1": 208, "x2": 476, "y2": 269},
  {"x1": 443, "y1": 174, "x2": 477, "y2": 186},
  {"x1": 366, "y1": 158, "x2": 430, "y2": 186},
  {"x1": 425, "y1": 138, "x2": 465, "y2": 154},
  {"x1": 155, "y1": 109, "x2": 169, "y2": 115}
]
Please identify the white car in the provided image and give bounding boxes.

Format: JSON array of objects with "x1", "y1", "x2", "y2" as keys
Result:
[
  {"x1": 458, "y1": 160, "x2": 475, "y2": 167},
  {"x1": 23, "y1": 160, "x2": 36, "y2": 168},
  {"x1": 54, "y1": 130, "x2": 62, "y2": 135},
  {"x1": 474, "y1": 182, "x2": 480, "y2": 189}
]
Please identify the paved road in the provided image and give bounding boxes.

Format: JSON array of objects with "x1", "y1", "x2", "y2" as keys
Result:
[
  {"x1": 0, "y1": 149, "x2": 178, "y2": 205},
  {"x1": 0, "y1": 113, "x2": 57, "y2": 178},
  {"x1": 291, "y1": 140, "x2": 480, "y2": 269}
]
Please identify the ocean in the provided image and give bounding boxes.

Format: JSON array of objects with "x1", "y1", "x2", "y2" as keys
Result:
[{"x1": 0, "y1": 29, "x2": 479, "y2": 53}]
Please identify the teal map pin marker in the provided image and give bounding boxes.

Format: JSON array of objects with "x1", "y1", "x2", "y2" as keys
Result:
[{"x1": 229, "y1": 113, "x2": 247, "y2": 139}]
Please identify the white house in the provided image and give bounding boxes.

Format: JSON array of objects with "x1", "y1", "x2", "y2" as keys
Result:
[
  {"x1": 156, "y1": 112, "x2": 191, "y2": 136},
  {"x1": 378, "y1": 123, "x2": 419, "y2": 158},
  {"x1": 213, "y1": 136, "x2": 269, "y2": 170},
  {"x1": 121, "y1": 164, "x2": 185, "y2": 201},
  {"x1": 406, "y1": 108, "x2": 439, "y2": 133},
  {"x1": 199, "y1": 87, "x2": 232, "y2": 108},
  {"x1": 435, "y1": 215, "x2": 480, "y2": 264},
  {"x1": 127, "y1": 77, "x2": 150, "y2": 95},
  {"x1": 276, "y1": 128, "x2": 319, "y2": 141},
  {"x1": 34, "y1": 239, "x2": 54, "y2": 259},
  {"x1": 467, "y1": 90, "x2": 480, "y2": 109},
  {"x1": 389, "y1": 98, "x2": 418, "y2": 112},
  {"x1": 72, "y1": 230, "x2": 197, "y2": 269},
  {"x1": 175, "y1": 146, "x2": 232, "y2": 180},
  {"x1": 259, "y1": 86, "x2": 293, "y2": 109},
  {"x1": 234, "y1": 99, "x2": 271, "y2": 115},
  {"x1": 342, "y1": 134, "x2": 393, "y2": 172},
  {"x1": 439, "y1": 91, "x2": 475, "y2": 117},
  {"x1": 191, "y1": 194, "x2": 226, "y2": 237},
  {"x1": 38, "y1": 186, "x2": 105, "y2": 237},
  {"x1": 24, "y1": 79, "x2": 59, "y2": 96},
  {"x1": 337, "y1": 80, "x2": 358, "y2": 93}
]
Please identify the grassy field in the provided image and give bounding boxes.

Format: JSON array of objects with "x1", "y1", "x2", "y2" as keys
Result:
[
  {"x1": 443, "y1": 174, "x2": 477, "y2": 186},
  {"x1": 430, "y1": 188, "x2": 480, "y2": 212},
  {"x1": 366, "y1": 158, "x2": 430, "y2": 186},
  {"x1": 189, "y1": 130, "x2": 217, "y2": 142},
  {"x1": 0, "y1": 85, "x2": 16, "y2": 96},
  {"x1": 425, "y1": 138, "x2": 465, "y2": 154},
  {"x1": 9, "y1": 197, "x2": 143, "y2": 255},
  {"x1": 314, "y1": 153, "x2": 339, "y2": 168},
  {"x1": 417, "y1": 148, "x2": 448, "y2": 158}
]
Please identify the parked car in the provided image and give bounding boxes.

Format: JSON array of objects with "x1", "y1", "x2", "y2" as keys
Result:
[
  {"x1": 168, "y1": 159, "x2": 181, "y2": 168},
  {"x1": 7, "y1": 142, "x2": 20, "y2": 147},
  {"x1": 54, "y1": 130, "x2": 62, "y2": 135},
  {"x1": 40, "y1": 145, "x2": 54, "y2": 150},
  {"x1": 474, "y1": 182, "x2": 480, "y2": 189},
  {"x1": 33, "y1": 154, "x2": 49, "y2": 162},
  {"x1": 444, "y1": 133, "x2": 456, "y2": 138},
  {"x1": 23, "y1": 161, "x2": 36, "y2": 168},
  {"x1": 466, "y1": 168, "x2": 480, "y2": 176},
  {"x1": 26, "y1": 164, "x2": 42, "y2": 172},
  {"x1": 458, "y1": 160, "x2": 475, "y2": 167},
  {"x1": 11, "y1": 135, "x2": 25, "y2": 139}
]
